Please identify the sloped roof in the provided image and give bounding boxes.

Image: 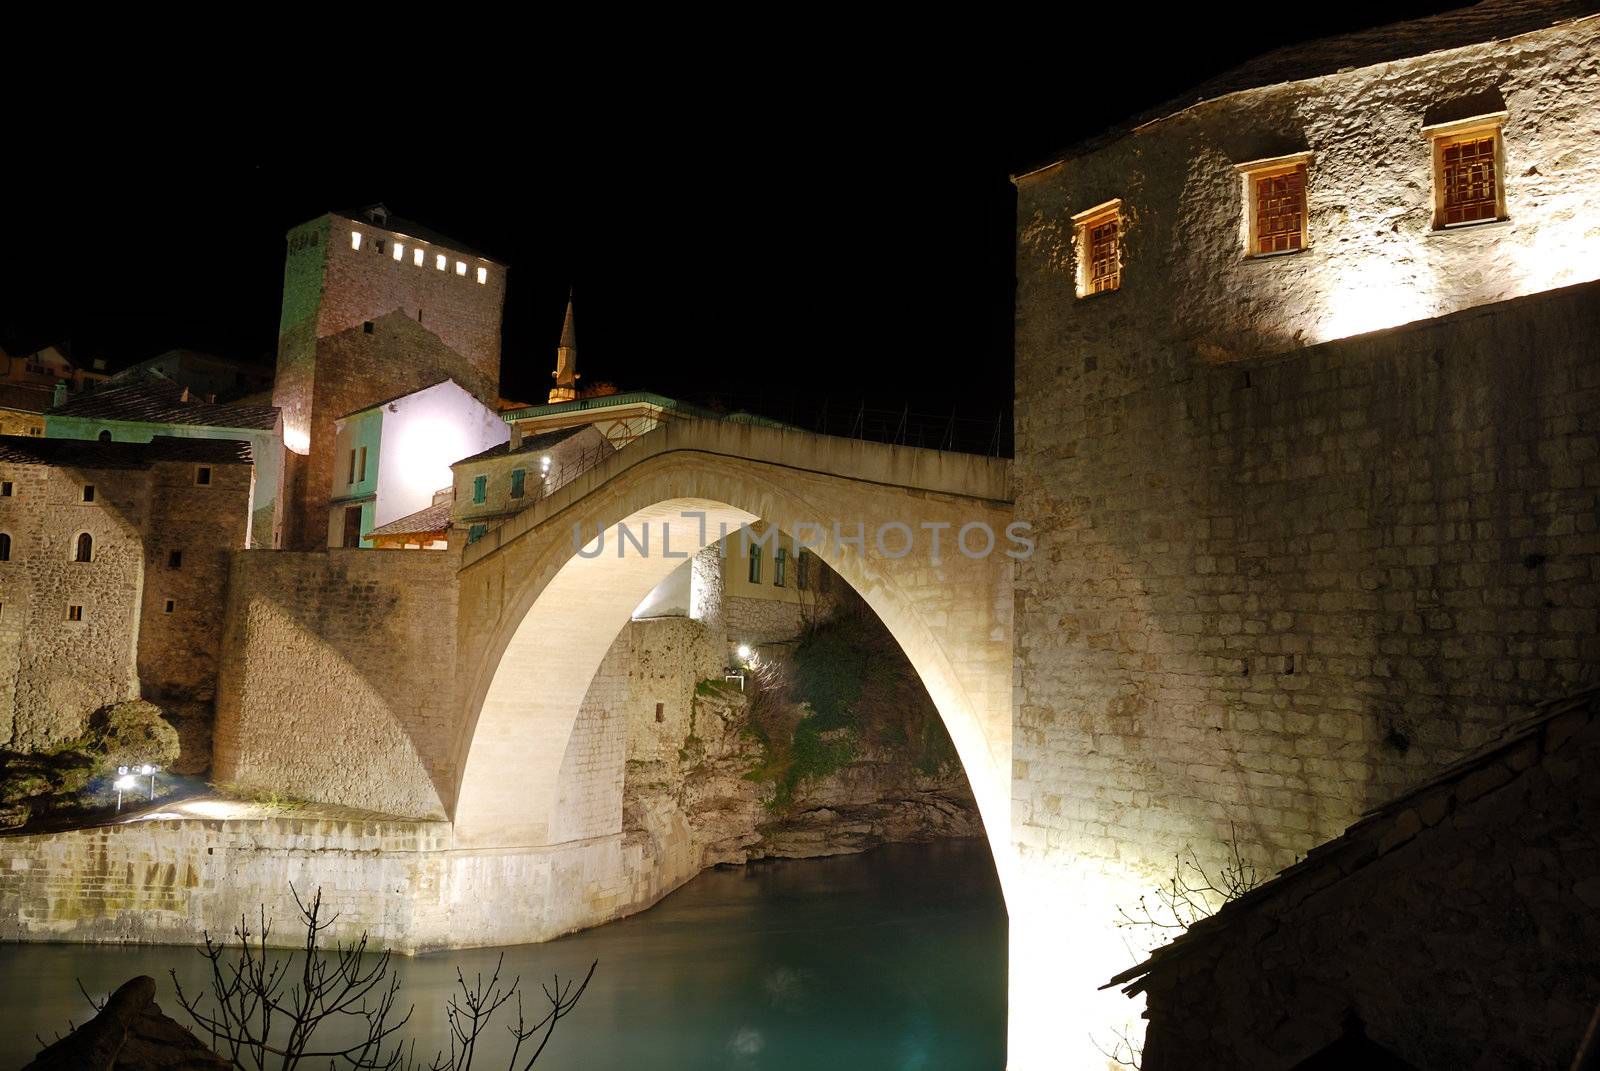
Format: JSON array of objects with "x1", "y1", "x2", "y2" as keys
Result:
[
  {"x1": 454, "y1": 425, "x2": 593, "y2": 466},
  {"x1": 0, "y1": 434, "x2": 254, "y2": 469},
  {"x1": 0, "y1": 385, "x2": 54, "y2": 414},
  {"x1": 337, "y1": 377, "x2": 461, "y2": 421},
  {"x1": 367, "y1": 500, "x2": 453, "y2": 539},
  {"x1": 1019, "y1": 0, "x2": 1600, "y2": 175},
  {"x1": 47, "y1": 371, "x2": 280, "y2": 431},
  {"x1": 1106, "y1": 688, "x2": 1600, "y2": 996}
]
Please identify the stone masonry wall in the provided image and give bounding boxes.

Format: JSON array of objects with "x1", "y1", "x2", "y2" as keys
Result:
[
  {"x1": 1014, "y1": 14, "x2": 1599, "y2": 896},
  {"x1": 136, "y1": 460, "x2": 254, "y2": 727},
  {"x1": 1014, "y1": 280, "x2": 1598, "y2": 892},
  {"x1": 0, "y1": 463, "x2": 148, "y2": 748},
  {"x1": 212, "y1": 549, "x2": 461, "y2": 818},
  {"x1": 1131, "y1": 693, "x2": 1600, "y2": 1070}
]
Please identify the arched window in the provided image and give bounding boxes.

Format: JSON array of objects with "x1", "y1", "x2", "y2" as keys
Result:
[
  {"x1": 0, "y1": 533, "x2": 10, "y2": 562},
  {"x1": 74, "y1": 532, "x2": 93, "y2": 563},
  {"x1": 97, "y1": 430, "x2": 112, "y2": 442}
]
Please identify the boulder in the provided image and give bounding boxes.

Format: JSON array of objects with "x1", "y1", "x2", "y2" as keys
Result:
[{"x1": 89, "y1": 701, "x2": 181, "y2": 778}]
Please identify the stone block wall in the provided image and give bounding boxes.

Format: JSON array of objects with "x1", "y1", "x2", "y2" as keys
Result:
[
  {"x1": 136, "y1": 459, "x2": 254, "y2": 722},
  {"x1": 1127, "y1": 693, "x2": 1600, "y2": 1070},
  {"x1": 1013, "y1": 282, "x2": 1599, "y2": 889},
  {"x1": 212, "y1": 549, "x2": 461, "y2": 818},
  {"x1": 0, "y1": 462, "x2": 148, "y2": 747}
]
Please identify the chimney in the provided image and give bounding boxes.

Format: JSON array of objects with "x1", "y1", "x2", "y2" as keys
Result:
[{"x1": 52, "y1": 382, "x2": 67, "y2": 408}]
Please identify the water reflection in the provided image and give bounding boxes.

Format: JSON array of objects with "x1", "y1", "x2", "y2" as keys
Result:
[{"x1": 1, "y1": 841, "x2": 1006, "y2": 1070}]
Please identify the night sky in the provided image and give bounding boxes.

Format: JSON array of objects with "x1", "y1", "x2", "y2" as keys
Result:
[{"x1": 3, "y1": 4, "x2": 1463, "y2": 440}]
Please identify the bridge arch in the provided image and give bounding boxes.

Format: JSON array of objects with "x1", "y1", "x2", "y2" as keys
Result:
[{"x1": 450, "y1": 420, "x2": 1016, "y2": 891}]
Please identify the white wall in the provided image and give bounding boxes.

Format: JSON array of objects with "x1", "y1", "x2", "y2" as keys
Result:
[{"x1": 374, "y1": 380, "x2": 509, "y2": 529}]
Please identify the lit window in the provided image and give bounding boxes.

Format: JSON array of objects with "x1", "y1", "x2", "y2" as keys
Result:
[
  {"x1": 510, "y1": 469, "x2": 525, "y2": 499},
  {"x1": 414, "y1": 248, "x2": 426, "y2": 267},
  {"x1": 1071, "y1": 200, "x2": 1122, "y2": 297},
  {"x1": 436, "y1": 254, "x2": 448, "y2": 271},
  {"x1": 455, "y1": 260, "x2": 467, "y2": 276},
  {"x1": 393, "y1": 243, "x2": 405, "y2": 261},
  {"x1": 473, "y1": 475, "x2": 487, "y2": 504},
  {"x1": 74, "y1": 532, "x2": 93, "y2": 562},
  {"x1": 67, "y1": 604, "x2": 84, "y2": 622},
  {"x1": 477, "y1": 266, "x2": 488, "y2": 284},
  {"x1": 1238, "y1": 154, "x2": 1310, "y2": 256},
  {"x1": 748, "y1": 545, "x2": 762, "y2": 584},
  {"x1": 1426, "y1": 115, "x2": 1506, "y2": 228},
  {"x1": 195, "y1": 466, "x2": 212, "y2": 486},
  {"x1": 351, "y1": 230, "x2": 363, "y2": 250}
]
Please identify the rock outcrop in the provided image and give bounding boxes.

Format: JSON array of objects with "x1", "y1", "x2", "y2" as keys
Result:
[{"x1": 623, "y1": 607, "x2": 984, "y2": 897}]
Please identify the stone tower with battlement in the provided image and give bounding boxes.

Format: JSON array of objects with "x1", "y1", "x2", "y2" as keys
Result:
[{"x1": 273, "y1": 204, "x2": 507, "y2": 548}]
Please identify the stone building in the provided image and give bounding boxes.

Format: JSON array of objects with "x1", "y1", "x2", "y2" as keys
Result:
[
  {"x1": 108, "y1": 349, "x2": 274, "y2": 403},
  {"x1": 0, "y1": 436, "x2": 254, "y2": 763},
  {"x1": 326, "y1": 378, "x2": 507, "y2": 548},
  {"x1": 272, "y1": 204, "x2": 506, "y2": 548},
  {"x1": 1009, "y1": 1, "x2": 1600, "y2": 1062},
  {"x1": 45, "y1": 371, "x2": 284, "y2": 548},
  {"x1": 0, "y1": 344, "x2": 108, "y2": 392}
]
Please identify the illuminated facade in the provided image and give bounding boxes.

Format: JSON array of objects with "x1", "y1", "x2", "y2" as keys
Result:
[
  {"x1": 326, "y1": 378, "x2": 508, "y2": 549},
  {"x1": 273, "y1": 204, "x2": 505, "y2": 548},
  {"x1": 1012, "y1": 5, "x2": 1600, "y2": 1066}
]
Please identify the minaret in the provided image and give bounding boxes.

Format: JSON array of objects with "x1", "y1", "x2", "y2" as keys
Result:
[{"x1": 549, "y1": 291, "x2": 580, "y2": 403}]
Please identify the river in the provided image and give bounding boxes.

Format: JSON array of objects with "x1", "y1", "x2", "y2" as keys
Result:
[{"x1": 0, "y1": 840, "x2": 1007, "y2": 1070}]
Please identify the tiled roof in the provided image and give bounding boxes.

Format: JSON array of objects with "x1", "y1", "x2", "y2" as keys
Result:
[
  {"x1": 1020, "y1": 0, "x2": 1600, "y2": 174},
  {"x1": 367, "y1": 500, "x2": 453, "y2": 538},
  {"x1": 1106, "y1": 687, "x2": 1600, "y2": 996},
  {"x1": 0, "y1": 434, "x2": 254, "y2": 469},
  {"x1": 47, "y1": 371, "x2": 280, "y2": 431},
  {"x1": 0, "y1": 385, "x2": 53, "y2": 414},
  {"x1": 454, "y1": 425, "x2": 592, "y2": 466}
]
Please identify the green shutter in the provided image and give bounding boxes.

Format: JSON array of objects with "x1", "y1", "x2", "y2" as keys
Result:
[
  {"x1": 510, "y1": 469, "x2": 525, "y2": 499},
  {"x1": 473, "y1": 475, "x2": 487, "y2": 503}
]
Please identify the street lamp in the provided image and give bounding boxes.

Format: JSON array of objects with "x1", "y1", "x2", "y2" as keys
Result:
[{"x1": 114, "y1": 764, "x2": 160, "y2": 812}]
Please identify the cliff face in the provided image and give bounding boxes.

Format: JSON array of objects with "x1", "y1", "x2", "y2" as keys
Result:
[{"x1": 620, "y1": 606, "x2": 983, "y2": 898}]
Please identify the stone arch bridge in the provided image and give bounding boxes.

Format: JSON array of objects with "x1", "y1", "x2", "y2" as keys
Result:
[{"x1": 449, "y1": 417, "x2": 1016, "y2": 866}]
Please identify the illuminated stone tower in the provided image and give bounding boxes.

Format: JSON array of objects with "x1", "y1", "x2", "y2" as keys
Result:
[
  {"x1": 273, "y1": 204, "x2": 507, "y2": 548},
  {"x1": 548, "y1": 291, "x2": 579, "y2": 403}
]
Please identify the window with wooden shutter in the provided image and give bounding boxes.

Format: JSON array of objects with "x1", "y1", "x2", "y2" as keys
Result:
[
  {"x1": 1071, "y1": 200, "x2": 1123, "y2": 298},
  {"x1": 1424, "y1": 113, "x2": 1507, "y2": 230}
]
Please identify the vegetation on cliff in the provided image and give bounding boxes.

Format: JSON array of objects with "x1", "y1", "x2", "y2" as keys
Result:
[{"x1": 734, "y1": 606, "x2": 960, "y2": 811}]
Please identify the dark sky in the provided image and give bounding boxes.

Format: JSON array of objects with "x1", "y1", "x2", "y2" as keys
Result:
[{"x1": 3, "y1": 4, "x2": 1464, "y2": 445}]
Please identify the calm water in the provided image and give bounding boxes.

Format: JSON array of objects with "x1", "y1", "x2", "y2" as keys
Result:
[{"x1": 0, "y1": 840, "x2": 1007, "y2": 1070}]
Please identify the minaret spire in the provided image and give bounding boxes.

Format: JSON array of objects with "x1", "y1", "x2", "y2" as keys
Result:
[{"x1": 549, "y1": 289, "x2": 580, "y2": 404}]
